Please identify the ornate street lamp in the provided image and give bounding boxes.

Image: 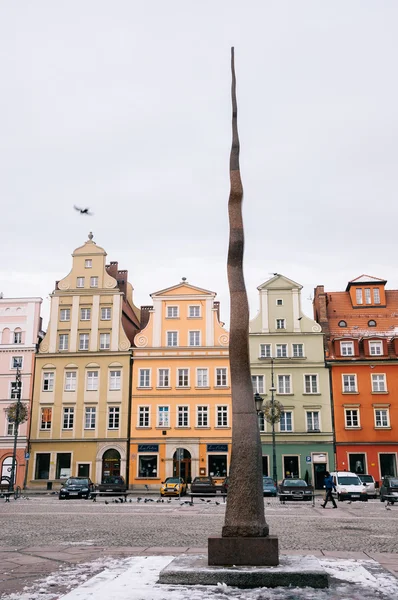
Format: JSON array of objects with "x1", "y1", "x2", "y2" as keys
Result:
[
  {"x1": 5, "y1": 367, "x2": 28, "y2": 492},
  {"x1": 262, "y1": 360, "x2": 284, "y2": 485}
]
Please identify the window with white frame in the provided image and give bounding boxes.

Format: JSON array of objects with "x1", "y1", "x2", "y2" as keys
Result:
[
  {"x1": 216, "y1": 367, "x2": 227, "y2": 386},
  {"x1": 64, "y1": 371, "x2": 77, "y2": 391},
  {"x1": 80, "y1": 308, "x2": 91, "y2": 321},
  {"x1": 109, "y1": 370, "x2": 121, "y2": 390},
  {"x1": 63, "y1": 407, "x2": 74, "y2": 429},
  {"x1": 374, "y1": 288, "x2": 380, "y2": 304},
  {"x1": 43, "y1": 372, "x2": 54, "y2": 392},
  {"x1": 138, "y1": 406, "x2": 150, "y2": 427},
  {"x1": 369, "y1": 341, "x2": 383, "y2": 356},
  {"x1": 158, "y1": 369, "x2": 170, "y2": 387},
  {"x1": 217, "y1": 405, "x2": 228, "y2": 427},
  {"x1": 375, "y1": 409, "x2": 389, "y2": 428},
  {"x1": 189, "y1": 305, "x2": 200, "y2": 318},
  {"x1": 108, "y1": 406, "x2": 120, "y2": 429},
  {"x1": 306, "y1": 411, "x2": 320, "y2": 432},
  {"x1": 85, "y1": 259, "x2": 92, "y2": 268},
  {"x1": 365, "y1": 288, "x2": 371, "y2": 304},
  {"x1": 86, "y1": 370, "x2": 98, "y2": 391},
  {"x1": 345, "y1": 409, "x2": 359, "y2": 428},
  {"x1": 76, "y1": 277, "x2": 85, "y2": 288},
  {"x1": 276, "y1": 344, "x2": 288, "y2": 358},
  {"x1": 343, "y1": 374, "x2": 357, "y2": 393},
  {"x1": 59, "y1": 334, "x2": 69, "y2": 350},
  {"x1": 40, "y1": 407, "x2": 52, "y2": 430},
  {"x1": 157, "y1": 406, "x2": 170, "y2": 427},
  {"x1": 14, "y1": 331, "x2": 22, "y2": 344},
  {"x1": 189, "y1": 331, "x2": 201, "y2": 346},
  {"x1": 79, "y1": 333, "x2": 89, "y2": 350},
  {"x1": 197, "y1": 405, "x2": 208, "y2": 427},
  {"x1": 280, "y1": 411, "x2": 293, "y2": 431},
  {"x1": 101, "y1": 307, "x2": 111, "y2": 320},
  {"x1": 139, "y1": 369, "x2": 151, "y2": 388},
  {"x1": 12, "y1": 356, "x2": 23, "y2": 369},
  {"x1": 85, "y1": 407, "x2": 96, "y2": 429},
  {"x1": 356, "y1": 288, "x2": 363, "y2": 304},
  {"x1": 167, "y1": 331, "x2": 178, "y2": 346},
  {"x1": 258, "y1": 413, "x2": 265, "y2": 432},
  {"x1": 10, "y1": 381, "x2": 20, "y2": 399},
  {"x1": 252, "y1": 375, "x2": 265, "y2": 394},
  {"x1": 177, "y1": 406, "x2": 189, "y2": 427},
  {"x1": 196, "y1": 368, "x2": 208, "y2": 387},
  {"x1": 276, "y1": 299, "x2": 283, "y2": 306},
  {"x1": 7, "y1": 418, "x2": 15, "y2": 436},
  {"x1": 167, "y1": 306, "x2": 178, "y2": 318},
  {"x1": 304, "y1": 374, "x2": 318, "y2": 394},
  {"x1": 90, "y1": 276, "x2": 98, "y2": 288},
  {"x1": 260, "y1": 344, "x2": 272, "y2": 358},
  {"x1": 100, "y1": 333, "x2": 110, "y2": 349},
  {"x1": 340, "y1": 341, "x2": 354, "y2": 356},
  {"x1": 177, "y1": 368, "x2": 189, "y2": 387},
  {"x1": 372, "y1": 374, "x2": 386, "y2": 392},
  {"x1": 276, "y1": 319, "x2": 286, "y2": 330},
  {"x1": 60, "y1": 308, "x2": 70, "y2": 321},
  {"x1": 292, "y1": 344, "x2": 304, "y2": 358},
  {"x1": 278, "y1": 374, "x2": 291, "y2": 394}
]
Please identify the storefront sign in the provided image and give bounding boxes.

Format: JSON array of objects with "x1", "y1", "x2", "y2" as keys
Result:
[
  {"x1": 207, "y1": 444, "x2": 228, "y2": 453},
  {"x1": 138, "y1": 444, "x2": 159, "y2": 453},
  {"x1": 312, "y1": 453, "x2": 327, "y2": 463}
]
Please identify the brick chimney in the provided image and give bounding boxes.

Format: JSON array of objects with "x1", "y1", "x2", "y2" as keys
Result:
[{"x1": 313, "y1": 285, "x2": 330, "y2": 345}]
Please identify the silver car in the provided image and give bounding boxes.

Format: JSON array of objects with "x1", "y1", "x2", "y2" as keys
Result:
[{"x1": 358, "y1": 474, "x2": 377, "y2": 498}]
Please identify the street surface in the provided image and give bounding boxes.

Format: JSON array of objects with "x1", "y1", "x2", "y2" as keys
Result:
[{"x1": 1, "y1": 494, "x2": 398, "y2": 553}]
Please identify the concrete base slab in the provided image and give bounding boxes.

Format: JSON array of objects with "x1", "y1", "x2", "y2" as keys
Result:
[
  {"x1": 158, "y1": 554, "x2": 329, "y2": 588},
  {"x1": 208, "y1": 534, "x2": 279, "y2": 566}
]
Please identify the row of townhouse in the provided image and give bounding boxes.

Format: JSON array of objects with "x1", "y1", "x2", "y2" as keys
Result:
[{"x1": 1, "y1": 234, "x2": 397, "y2": 490}]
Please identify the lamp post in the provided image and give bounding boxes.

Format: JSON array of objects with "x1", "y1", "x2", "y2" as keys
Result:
[
  {"x1": 260, "y1": 359, "x2": 283, "y2": 486},
  {"x1": 8, "y1": 367, "x2": 22, "y2": 492}
]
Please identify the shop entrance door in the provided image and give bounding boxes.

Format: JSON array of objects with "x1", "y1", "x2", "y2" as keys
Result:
[
  {"x1": 102, "y1": 449, "x2": 121, "y2": 482},
  {"x1": 283, "y1": 456, "x2": 299, "y2": 479},
  {"x1": 262, "y1": 456, "x2": 269, "y2": 476},
  {"x1": 314, "y1": 463, "x2": 327, "y2": 489},
  {"x1": 380, "y1": 453, "x2": 397, "y2": 477},
  {"x1": 173, "y1": 449, "x2": 192, "y2": 483}
]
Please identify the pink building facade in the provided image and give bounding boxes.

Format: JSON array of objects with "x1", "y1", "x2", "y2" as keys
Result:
[{"x1": 0, "y1": 297, "x2": 43, "y2": 488}]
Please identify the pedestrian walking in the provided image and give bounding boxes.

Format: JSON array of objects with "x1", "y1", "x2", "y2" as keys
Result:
[{"x1": 321, "y1": 471, "x2": 337, "y2": 509}]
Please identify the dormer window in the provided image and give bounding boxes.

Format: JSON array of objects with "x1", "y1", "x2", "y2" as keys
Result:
[
  {"x1": 369, "y1": 341, "x2": 383, "y2": 356},
  {"x1": 368, "y1": 320, "x2": 377, "y2": 327},
  {"x1": 374, "y1": 288, "x2": 380, "y2": 304},
  {"x1": 338, "y1": 320, "x2": 347, "y2": 327},
  {"x1": 340, "y1": 341, "x2": 354, "y2": 356},
  {"x1": 365, "y1": 288, "x2": 371, "y2": 304},
  {"x1": 356, "y1": 288, "x2": 363, "y2": 304}
]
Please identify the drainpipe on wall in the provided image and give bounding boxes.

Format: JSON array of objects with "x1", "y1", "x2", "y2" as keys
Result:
[{"x1": 125, "y1": 353, "x2": 133, "y2": 489}]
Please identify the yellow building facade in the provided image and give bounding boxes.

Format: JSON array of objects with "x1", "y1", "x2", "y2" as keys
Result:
[
  {"x1": 27, "y1": 234, "x2": 140, "y2": 489},
  {"x1": 130, "y1": 281, "x2": 231, "y2": 489}
]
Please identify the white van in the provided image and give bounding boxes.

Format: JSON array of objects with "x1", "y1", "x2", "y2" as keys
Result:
[{"x1": 329, "y1": 471, "x2": 368, "y2": 502}]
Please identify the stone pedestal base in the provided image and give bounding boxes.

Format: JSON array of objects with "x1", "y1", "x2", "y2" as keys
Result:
[{"x1": 208, "y1": 535, "x2": 279, "y2": 566}]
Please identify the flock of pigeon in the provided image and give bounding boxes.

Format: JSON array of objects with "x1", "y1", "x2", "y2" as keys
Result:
[{"x1": 103, "y1": 496, "x2": 222, "y2": 506}]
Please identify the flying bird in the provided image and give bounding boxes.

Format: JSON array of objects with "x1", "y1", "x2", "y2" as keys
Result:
[{"x1": 74, "y1": 205, "x2": 93, "y2": 215}]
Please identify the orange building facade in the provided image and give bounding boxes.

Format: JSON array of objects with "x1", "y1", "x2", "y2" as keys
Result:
[
  {"x1": 129, "y1": 281, "x2": 231, "y2": 490},
  {"x1": 314, "y1": 275, "x2": 398, "y2": 483}
]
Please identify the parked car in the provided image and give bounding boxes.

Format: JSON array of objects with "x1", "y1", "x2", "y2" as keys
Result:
[
  {"x1": 358, "y1": 474, "x2": 377, "y2": 499},
  {"x1": 97, "y1": 476, "x2": 127, "y2": 496},
  {"x1": 278, "y1": 478, "x2": 313, "y2": 502},
  {"x1": 190, "y1": 476, "x2": 217, "y2": 495},
  {"x1": 59, "y1": 477, "x2": 95, "y2": 500},
  {"x1": 160, "y1": 477, "x2": 187, "y2": 497},
  {"x1": 330, "y1": 471, "x2": 368, "y2": 502},
  {"x1": 263, "y1": 476, "x2": 277, "y2": 497},
  {"x1": 221, "y1": 476, "x2": 229, "y2": 494},
  {"x1": 379, "y1": 476, "x2": 398, "y2": 503}
]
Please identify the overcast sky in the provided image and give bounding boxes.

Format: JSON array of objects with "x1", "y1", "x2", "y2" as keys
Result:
[{"x1": 1, "y1": 2, "x2": 398, "y2": 329}]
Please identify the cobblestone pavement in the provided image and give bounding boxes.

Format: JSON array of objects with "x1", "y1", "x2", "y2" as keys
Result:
[{"x1": 1, "y1": 495, "x2": 397, "y2": 597}]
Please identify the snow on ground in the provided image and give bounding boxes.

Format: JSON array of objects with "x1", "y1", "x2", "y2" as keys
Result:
[{"x1": 1, "y1": 555, "x2": 398, "y2": 600}]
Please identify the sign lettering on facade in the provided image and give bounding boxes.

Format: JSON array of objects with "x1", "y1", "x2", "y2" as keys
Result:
[
  {"x1": 138, "y1": 444, "x2": 159, "y2": 453},
  {"x1": 207, "y1": 444, "x2": 228, "y2": 453}
]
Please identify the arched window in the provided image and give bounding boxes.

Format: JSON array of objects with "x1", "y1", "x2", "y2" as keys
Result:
[
  {"x1": 338, "y1": 320, "x2": 347, "y2": 327},
  {"x1": 368, "y1": 320, "x2": 377, "y2": 327}
]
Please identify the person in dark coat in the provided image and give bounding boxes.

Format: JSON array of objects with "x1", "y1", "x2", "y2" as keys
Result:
[{"x1": 321, "y1": 471, "x2": 337, "y2": 508}]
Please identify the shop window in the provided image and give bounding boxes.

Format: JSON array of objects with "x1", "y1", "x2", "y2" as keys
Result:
[
  {"x1": 56, "y1": 453, "x2": 71, "y2": 479},
  {"x1": 138, "y1": 455, "x2": 158, "y2": 478},
  {"x1": 35, "y1": 453, "x2": 50, "y2": 479},
  {"x1": 208, "y1": 455, "x2": 227, "y2": 478}
]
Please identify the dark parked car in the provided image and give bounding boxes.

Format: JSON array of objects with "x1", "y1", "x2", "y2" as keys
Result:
[
  {"x1": 263, "y1": 476, "x2": 277, "y2": 497},
  {"x1": 380, "y1": 476, "x2": 398, "y2": 503},
  {"x1": 59, "y1": 477, "x2": 95, "y2": 500},
  {"x1": 278, "y1": 478, "x2": 313, "y2": 502},
  {"x1": 98, "y1": 476, "x2": 127, "y2": 496},
  {"x1": 190, "y1": 476, "x2": 217, "y2": 495}
]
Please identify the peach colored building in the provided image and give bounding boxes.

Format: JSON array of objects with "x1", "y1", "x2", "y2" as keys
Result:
[
  {"x1": 0, "y1": 297, "x2": 43, "y2": 488},
  {"x1": 130, "y1": 281, "x2": 231, "y2": 490}
]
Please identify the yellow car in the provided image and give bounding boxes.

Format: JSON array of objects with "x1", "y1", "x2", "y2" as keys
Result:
[{"x1": 160, "y1": 477, "x2": 187, "y2": 497}]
